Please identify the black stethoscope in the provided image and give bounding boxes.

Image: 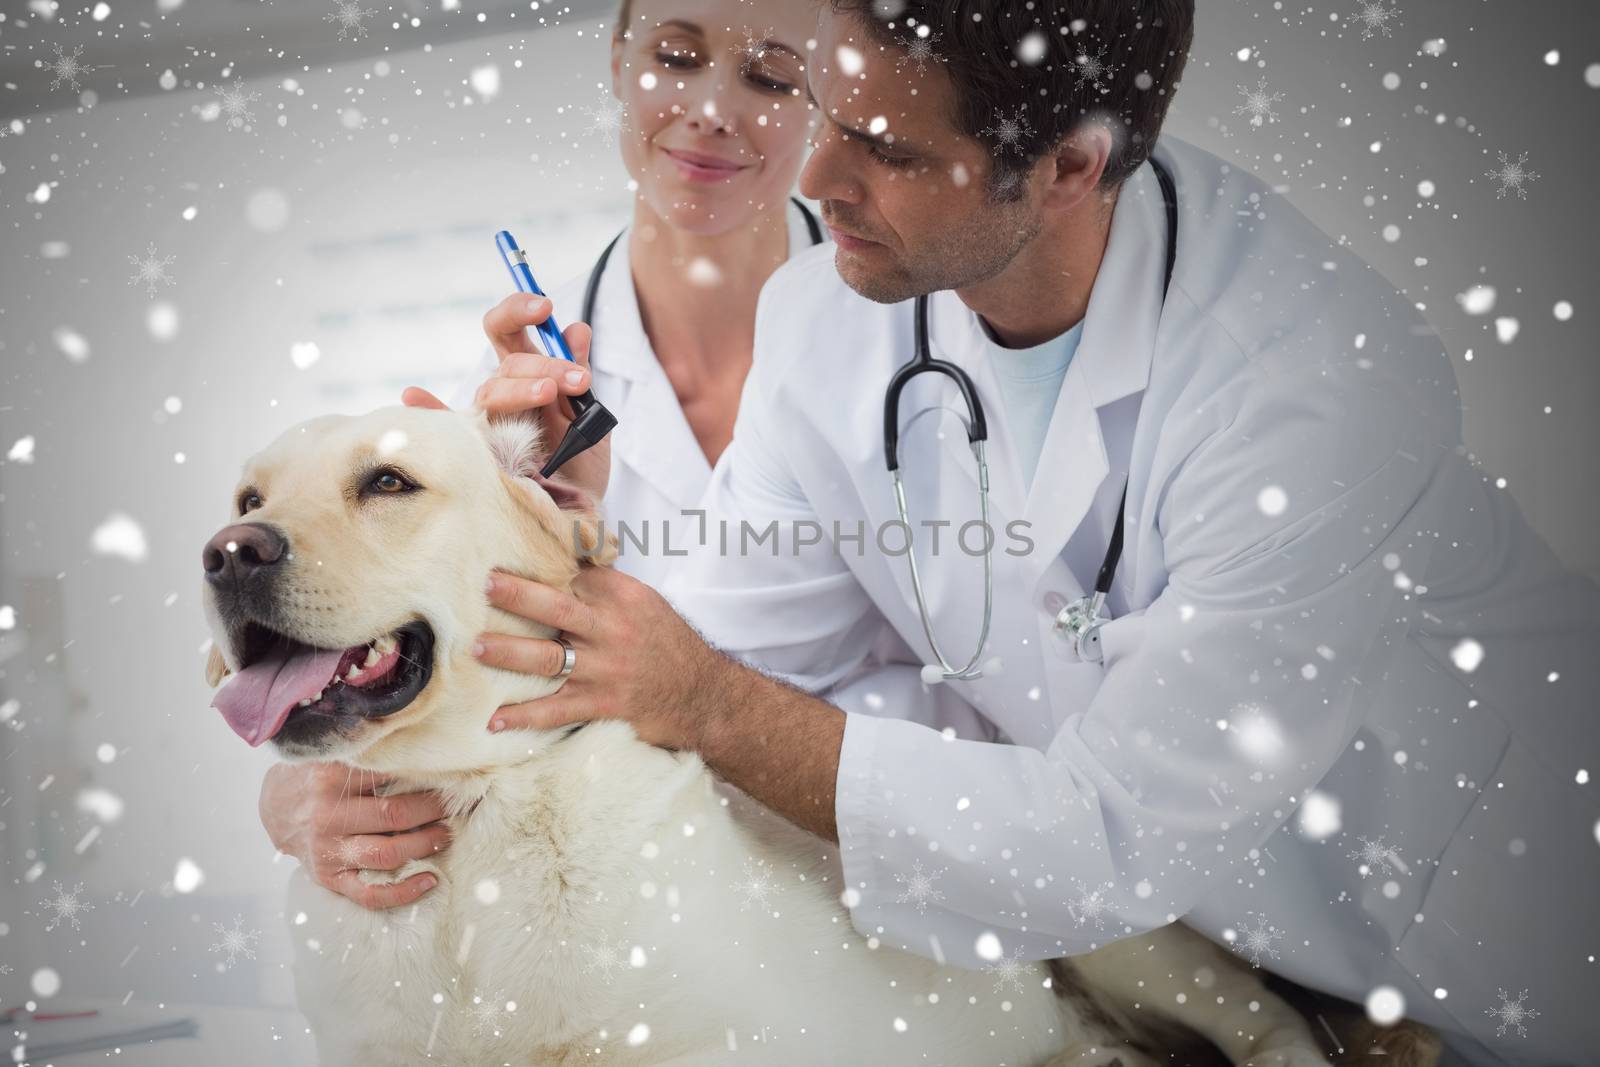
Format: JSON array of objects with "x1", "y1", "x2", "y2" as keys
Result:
[
  {"x1": 579, "y1": 197, "x2": 825, "y2": 323},
  {"x1": 884, "y1": 155, "x2": 1179, "y2": 680}
]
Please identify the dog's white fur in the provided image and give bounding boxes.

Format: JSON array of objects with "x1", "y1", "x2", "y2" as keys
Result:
[{"x1": 203, "y1": 408, "x2": 1338, "y2": 1066}]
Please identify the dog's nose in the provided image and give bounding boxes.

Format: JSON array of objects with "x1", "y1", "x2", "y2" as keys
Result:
[{"x1": 203, "y1": 523, "x2": 289, "y2": 585}]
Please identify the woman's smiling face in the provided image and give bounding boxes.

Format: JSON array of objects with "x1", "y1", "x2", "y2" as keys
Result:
[{"x1": 610, "y1": 0, "x2": 817, "y2": 234}]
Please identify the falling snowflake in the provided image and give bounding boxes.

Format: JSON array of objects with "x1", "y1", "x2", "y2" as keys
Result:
[
  {"x1": 42, "y1": 881, "x2": 94, "y2": 932},
  {"x1": 1484, "y1": 988, "x2": 1539, "y2": 1038},
  {"x1": 1233, "y1": 77, "x2": 1285, "y2": 127},
  {"x1": 1071, "y1": 43, "x2": 1119, "y2": 94},
  {"x1": 213, "y1": 79, "x2": 261, "y2": 132},
  {"x1": 731, "y1": 857, "x2": 783, "y2": 910},
  {"x1": 209, "y1": 915, "x2": 261, "y2": 970},
  {"x1": 1347, "y1": 835, "x2": 1404, "y2": 878},
  {"x1": 466, "y1": 988, "x2": 509, "y2": 1037},
  {"x1": 897, "y1": 32, "x2": 945, "y2": 75},
  {"x1": 582, "y1": 95, "x2": 627, "y2": 146},
  {"x1": 739, "y1": 25, "x2": 776, "y2": 65},
  {"x1": 128, "y1": 243, "x2": 176, "y2": 297},
  {"x1": 48, "y1": 43, "x2": 88, "y2": 92},
  {"x1": 579, "y1": 938, "x2": 629, "y2": 984},
  {"x1": 0, "y1": 963, "x2": 13, "y2": 975},
  {"x1": 323, "y1": 835, "x2": 372, "y2": 870},
  {"x1": 1230, "y1": 913, "x2": 1283, "y2": 968},
  {"x1": 324, "y1": 0, "x2": 376, "y2": 41},
  {"x1": 892, "y1": 859, "x2": 946, "y2": 914},
  {"x1": 1066, "y1": 879, "x2": 1115, "y2": 930},
  {"x1": 1350, "y1": 0, "x2": 1401, "y2": 40},
  {"x1": 980, "y1": 105, "x2": 1034, "y2": 157},
  {"x1": 983, "y1": 945, "x2": 1028, "y2": 994},
  {"x1": 1485, "y1": 151, "x2": 1540, "y2": 200}
]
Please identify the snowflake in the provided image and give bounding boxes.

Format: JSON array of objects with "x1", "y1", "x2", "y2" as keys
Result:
[
  {"x1": 1066, "y1": 879, "x2": 1114, "y2": 930},
  {"x1": 731, "y1": 857, "x2": 783, "y2": 910},
  {"x1": 209, "y1": 915, "x2": 261, "y2": 970},
  {"x1": 739, "y1": 26, "x2": 776, "y2": 65},
  {"x1": 42, "y1": 881, "x2": 94, "y2": 932},
  {"x1": 983, "y1": 945, "x2": 1028, "y2": 994},
  {"x1": 1230, "y1": 913, "x2": 1283, "y2": 968},
  {"x1": 1233, "y1": 77, "x2": 1285, "y2": 128},
  {"x1": 466, "y1": 988, "x2": 509, "y2": 1037},
  {"x1": 1071, "y1": 44, "x2": 1119, "y2": 94},
  {"x1": 1484, "y1": 988, "x2": 1539, "y2": 1038},
  {"x1": 981, "y1": 105, "x2": 1034, "y2": 157},
  {"x1": 1485, "y1": 151, "x2": 1539, "y2": 200},
  {"x1": 324, "y1": 0, "x2": 376, "y2": 41},
  {"x1": 582, "y1": 95, "x2": 627, "y2": 147},
  {"x1": 48, "y1": 43, "x2": 89, "y2": 92},
  {"x1": 128, "y1": 243, "x2": 176, "y2": 297},
  {"x1": 213, "y1": 79, "x2": 261, "y2": 132},
  {"x1": 324, "y1": 835, "x2": 372, "y2": 869},
  {"x1": 1347, "y1": 835, "x2": 1404, "y2": 878},
  {"x1": 579, "y1": 938, "x2": 629, "y2": 984},
  {"x1": 0, "y1": 963, "x2": 13, "y2": 975},
  {"x1": 1350, "y1": 1, "x2": 1401, "y2": 40},
  {"x1": 896, "y1": 32, "x2": 945, "y2": 75},
  {"x1": 892, "y1": 859, "x2": 946, "y2": 914}
]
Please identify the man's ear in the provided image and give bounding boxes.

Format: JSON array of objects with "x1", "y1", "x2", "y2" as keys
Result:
[{"x1": 205, "y1": 644, "x2": 231, "y2": 687}]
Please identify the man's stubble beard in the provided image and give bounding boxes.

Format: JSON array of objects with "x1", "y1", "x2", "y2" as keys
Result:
[{"x1": 836, "y1": 197, "x2": 1042, "y2": 305}]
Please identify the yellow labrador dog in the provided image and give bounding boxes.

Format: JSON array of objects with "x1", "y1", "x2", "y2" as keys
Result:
[{"x1": 201, "y1": 407, "x2": 1433, "y2": 1066}]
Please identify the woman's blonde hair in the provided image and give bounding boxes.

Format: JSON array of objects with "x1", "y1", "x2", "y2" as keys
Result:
[{"x1": 614, "y1": 0, "x2": 633, "y2": 39}]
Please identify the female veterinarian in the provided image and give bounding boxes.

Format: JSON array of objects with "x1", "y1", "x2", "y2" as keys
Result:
[{"x1": 284, "y1": 1, "x2": 1600, "y2": 1065}]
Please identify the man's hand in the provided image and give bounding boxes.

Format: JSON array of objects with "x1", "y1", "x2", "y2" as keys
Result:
[
  {"x1": 402, "y1": 293, "x2": 610, "y2": 502},
  {"x1": 258, "y1": 762, "x2": 452, "y2": 910},
  {"x1": 473, "y1": 566, "x2": 731, "y2": 750},
  {"x1": 471, "y1": 566, "x2": 847, "y2": 842}
]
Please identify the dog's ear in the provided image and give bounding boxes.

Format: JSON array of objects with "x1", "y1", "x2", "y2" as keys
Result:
[
  {"x1": 205, "y1": 643, "x2": 231, "y2": 687},
  {"x1": 482, "y1": 412, "x2": 619, "y2": 569},
  {"x1": 479, "y1": 410, "x2": 548, "y2": 482}
]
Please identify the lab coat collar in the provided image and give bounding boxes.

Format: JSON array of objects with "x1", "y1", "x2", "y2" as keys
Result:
[{"x1": 930, "y1": 157, "x2": 1168, "y2": 588}]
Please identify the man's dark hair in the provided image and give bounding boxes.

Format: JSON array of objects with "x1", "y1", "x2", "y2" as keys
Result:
[{"x1": 830, "y1": 0, "x2": 1194, "y2": 198}]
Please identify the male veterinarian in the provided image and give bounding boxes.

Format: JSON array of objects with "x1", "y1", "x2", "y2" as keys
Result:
[{"x1": 281, "y1": 2, "x2": 1600, "y2": 1064}]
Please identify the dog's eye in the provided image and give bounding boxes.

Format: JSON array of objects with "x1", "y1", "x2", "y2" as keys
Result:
[
  {"x1": 238, "y1": 491, "x2": 263, "y2": 514},
  {"x1": 366, "y1": 469, "x2": 415, "y2": 495}
]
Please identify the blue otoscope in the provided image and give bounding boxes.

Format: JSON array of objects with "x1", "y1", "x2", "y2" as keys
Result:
[{"x1": 494, "y1": 230, "x2": 618, "y2": 479}]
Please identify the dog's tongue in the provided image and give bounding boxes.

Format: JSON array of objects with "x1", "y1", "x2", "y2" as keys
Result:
[{"x1": 212, "y1": 644, "x2": 345, "y2": 747}]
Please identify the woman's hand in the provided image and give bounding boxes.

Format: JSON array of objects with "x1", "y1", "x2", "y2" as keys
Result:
[
  {"x1": 258, "y1": 762, "x2": 452, "y2": 911},
  {"x1": 402, "y1": 293, "x2": 610, "y2": 502}
]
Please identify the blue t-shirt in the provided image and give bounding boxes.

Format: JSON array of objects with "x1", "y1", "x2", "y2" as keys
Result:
[{"x1": 980, "y1": 318, "x2": 1084, "y2": 491}]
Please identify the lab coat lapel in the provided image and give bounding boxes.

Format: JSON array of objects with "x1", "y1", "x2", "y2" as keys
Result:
[
  {"x1": 592, "y1": 236, "x2": 711, "y2": 508},
  {"x1": 1016, "y1": 159, "x2": 1167, "y2": 590}
]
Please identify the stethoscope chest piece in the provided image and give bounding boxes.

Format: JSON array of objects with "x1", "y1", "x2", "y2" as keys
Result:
[{"x1": 1052, "y1": 591, "x2": 1110, "y2": 664}]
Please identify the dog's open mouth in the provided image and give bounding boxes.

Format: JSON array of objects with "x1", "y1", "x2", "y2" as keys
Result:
[{"x1": 211, "y1": 620, "x2": 435, "y2": 747}]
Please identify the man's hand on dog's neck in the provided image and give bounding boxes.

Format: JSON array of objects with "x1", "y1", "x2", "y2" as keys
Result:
[{"x1": 480, "y1": 565, "x2": 845, "y2": 844}]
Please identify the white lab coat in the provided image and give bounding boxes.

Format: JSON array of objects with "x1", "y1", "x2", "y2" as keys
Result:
[
  {"x1": 453, "y1": 202, "x2": 997, "y2": 735},
  {"x1": 663, "y1": 136, "x2": 1600, "y2": 1066}
]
